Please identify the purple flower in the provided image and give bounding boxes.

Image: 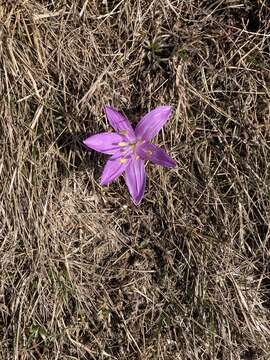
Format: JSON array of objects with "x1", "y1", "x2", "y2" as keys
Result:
[{"x1": 83, "y1": 106, "x2": 176, "y2": 205}]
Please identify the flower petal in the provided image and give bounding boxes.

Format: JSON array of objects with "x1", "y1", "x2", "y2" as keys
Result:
[
  {"x1": 135, "y1": 106, "x2": 172, "y2": 141},
  {"x1": 110, "y1": 147, "x2": 133, "y2": 160},
  {"x1": 137, "y1": 143, "x2": 176, "y2": 168},
  {"x1": 125, "y1": 159, "x2": 146, "y2": 205},
  {"x1": 83, "y1": 132, "x2": 123, "y2": 154},
  {"x1": 104, "y1": 106, "x2": 135, "y2": 139},
  {"x1": 100, "y1": 156, "x2": 130, "y2": 186}
]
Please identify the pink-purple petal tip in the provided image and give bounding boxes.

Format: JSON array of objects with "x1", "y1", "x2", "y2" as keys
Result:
[
  {"x1": 125, "y1": 159, "x2": 146, "y2": 205},
  {"x1": 135, "y1": 106, "x2": 172, "y2": 141},
  {"x1": 137, "y1": 143, "x2": 176, "y2": 168},
  {"x1": 83, "y1": 132, "x2": 123, "y2": 155}
]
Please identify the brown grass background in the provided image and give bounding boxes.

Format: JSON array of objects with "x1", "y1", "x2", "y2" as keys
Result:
[{"x1": 1, "y1": 0, "x2": 270, "y2": 359}]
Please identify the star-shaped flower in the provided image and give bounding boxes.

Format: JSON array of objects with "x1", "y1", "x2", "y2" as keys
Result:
[{"x1": 84, "y1": 106, "x2": 176, "y2": 205}]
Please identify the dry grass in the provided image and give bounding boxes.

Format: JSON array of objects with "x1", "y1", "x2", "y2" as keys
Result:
[{"x1": 1, "y1": 0, "x2": 270, "y2": 359}]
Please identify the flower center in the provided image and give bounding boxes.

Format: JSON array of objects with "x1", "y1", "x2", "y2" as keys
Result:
[{"x1": 118, "y1": 138, "x2": 145, "y2": 161}]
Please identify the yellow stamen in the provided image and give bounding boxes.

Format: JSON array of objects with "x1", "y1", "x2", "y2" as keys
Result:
[
  {"x1": 118, "y1": 141, "x2": 128, "y2": 147},
  {"x1": 135, "y1": 155, "x2": 140, "y2": 160},
  {"x1": 119, "y1": 158, "x2": 127, "y2": 164},
  {"x1": 119, "y1": 130, "x2": 128, "y2": 135},
  {"x1": 146, "y1": 150, "x2": 153, "y2": 156}
]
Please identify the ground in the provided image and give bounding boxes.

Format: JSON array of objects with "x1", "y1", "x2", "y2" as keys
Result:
[{"x1": 0, "y1": 0, "x2": 270, "y2": 359}]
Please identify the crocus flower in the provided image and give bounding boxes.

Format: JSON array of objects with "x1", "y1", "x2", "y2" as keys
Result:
[{"x1": 83, "y1": 106, "x2": 176, "y2": 205}]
